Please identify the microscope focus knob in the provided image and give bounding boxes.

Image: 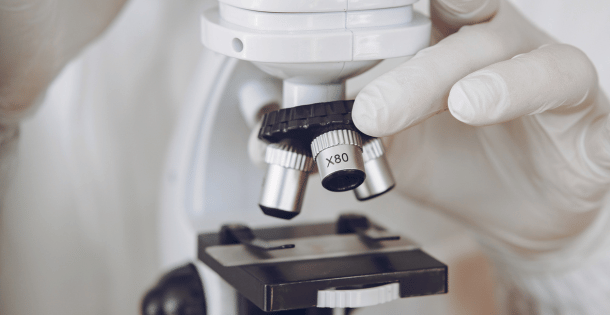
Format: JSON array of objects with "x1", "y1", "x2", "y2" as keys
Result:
[
  {"x1": 141, "y1": 264, "x2": 206, "y2": 315},
  {"x1": 317, "y1": 283, "x2": 400, "y2": 308}
]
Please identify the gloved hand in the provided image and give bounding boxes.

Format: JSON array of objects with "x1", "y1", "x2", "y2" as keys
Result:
[
  {"x1": 0, "y1": 0, "x2": 128, "y2": 197},
  {"x1": 353, "y1": 0, "x2": 610, "y2": 312}
]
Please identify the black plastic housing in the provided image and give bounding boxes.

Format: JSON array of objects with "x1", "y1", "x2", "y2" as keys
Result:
[
  {"x1": 141, "y1": 264, "x2": 206, "y2": 315},
  {"x1": 258, "y1": 100, "x2": 358, "y2": 146}
]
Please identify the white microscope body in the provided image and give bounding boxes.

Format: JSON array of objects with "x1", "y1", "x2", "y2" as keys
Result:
[{"x1": 154, "y1": 1, "x2": 433, "y2": 314}]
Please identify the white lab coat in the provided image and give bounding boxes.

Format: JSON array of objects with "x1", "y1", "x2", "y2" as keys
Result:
[{"x1": 1, "y1": 0, "x2": 609, "y2": 314}]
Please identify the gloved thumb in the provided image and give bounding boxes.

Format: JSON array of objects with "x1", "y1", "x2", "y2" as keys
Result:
[{"x1": 431, "y1": 0, "x2": 500, "y2": 35}]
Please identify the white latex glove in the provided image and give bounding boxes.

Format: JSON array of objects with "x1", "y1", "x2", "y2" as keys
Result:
[
  {"x1": 0, "y1": 0, "x2": 128, "y2": 198},
  {"x1": 353, "y1": 0, "x2": 610, "y2": 312}
]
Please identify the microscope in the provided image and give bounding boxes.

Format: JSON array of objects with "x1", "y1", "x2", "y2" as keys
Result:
[{"x1": 143, "y1": 1, "x2": 447, "y2": 314}]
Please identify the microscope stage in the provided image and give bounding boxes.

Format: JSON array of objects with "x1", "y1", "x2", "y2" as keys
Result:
[{"x1": 197, "y1": 216, "x2": 448, "y2": 312}]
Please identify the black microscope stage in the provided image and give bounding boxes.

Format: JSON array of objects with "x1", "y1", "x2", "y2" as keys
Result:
[{"x1": 197, "y1": 214, "x2": 448, "y2": 312}]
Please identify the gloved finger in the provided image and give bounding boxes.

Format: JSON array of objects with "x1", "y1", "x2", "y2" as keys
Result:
[
  {"x1": 353, "y1": 3, "x2": 551, "y2": 137},
  {"x1": 431, "y1": 0, "x2": 500, "y2": 36},
  {"x1": 448, "y1": 44, "x2": 598, "y2": 126},
  {"x1": 248, "y1": 120, "x2": 268, "y2": 169}
]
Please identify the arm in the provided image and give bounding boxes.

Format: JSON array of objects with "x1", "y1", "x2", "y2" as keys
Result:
[
  {"x1": 353, "y1": 0, "x2": 610, "y2": 312},
  {"x1": 0, "y1": 0, "x2": 128, "y2": 199}
]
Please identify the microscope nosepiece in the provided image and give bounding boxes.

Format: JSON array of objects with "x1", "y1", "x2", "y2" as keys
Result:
[
  {"x1": 259, "y1": 141, "x2": 313, "y2": 220},
  {"x1": 258, "y1": 101, "x2": 397, "y2": 202},
  {"x1": 311, "y1": 130, "x2": 365, "y2": 192}
]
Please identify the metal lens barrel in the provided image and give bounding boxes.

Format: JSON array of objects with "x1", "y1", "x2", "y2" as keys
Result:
[
  {"x1": 354, "y1": 138, "x2": 395, "y2": 200},
  {"x1": 311, "y1": 130, "x2": 365, "y2": 192},
  {"x1": 258, "y1": 140, "x2": 313, "y2": 219}
]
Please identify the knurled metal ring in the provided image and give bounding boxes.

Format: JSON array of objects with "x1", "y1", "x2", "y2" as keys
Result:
[
  {"x1": 265, "y1": 142, "x2": 314, "y2": 172},
  {"x1": 311, "y1": 129, "x2": 363, "y2": 160},
  {"x1": 361, "y1": 138, "x2": 385, "y2": 162}
]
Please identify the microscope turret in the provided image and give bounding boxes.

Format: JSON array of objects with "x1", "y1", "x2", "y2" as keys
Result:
[{"x1": 258, "y1": 100, "x2": 399, "y2": 219}]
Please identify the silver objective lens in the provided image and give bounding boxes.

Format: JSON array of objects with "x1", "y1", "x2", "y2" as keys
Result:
[
  {"x1": 259, "y1": 140, "x2": 313, "y2": 220},
  {"x1": 354, "y1": 138, "x2": 395, "y2": 201},
  {"x1": 311, "y1": 130, "x2": 365, "y2": 192}
]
